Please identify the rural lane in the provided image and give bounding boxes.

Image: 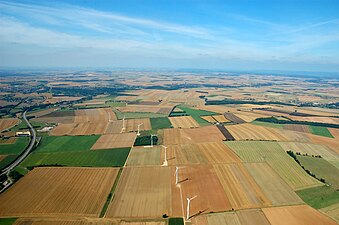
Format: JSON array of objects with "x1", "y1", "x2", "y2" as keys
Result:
[{"x1": 0, "y1": 109, "x2": 36, "y2": 192}]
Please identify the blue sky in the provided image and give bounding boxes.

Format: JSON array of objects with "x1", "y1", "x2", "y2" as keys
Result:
[{"x1": 0, "y1": 0, "x2": 339, "y2": 72}]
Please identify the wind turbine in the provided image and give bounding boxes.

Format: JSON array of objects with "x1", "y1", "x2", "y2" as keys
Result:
[
  {"x1": 137, "y1": 123, "x2": 143, "y2": 136},
  {"x1": 186, "y1": 195, "x2": 198, "y2": 220},
  {"x1": 162, "y1": 145, "x2": 168, "y2": 166}
]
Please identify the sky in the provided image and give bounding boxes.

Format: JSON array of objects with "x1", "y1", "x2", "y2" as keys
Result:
[{"x1": 0, "y1": 0, "x2": 339, "y2": 72}]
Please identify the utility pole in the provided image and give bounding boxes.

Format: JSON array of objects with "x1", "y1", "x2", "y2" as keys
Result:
[
  {"x1": 186, "y1": 195, "x2": 198, "y2": 220},
  {"x1": 150, "y1": 134, "x2": 156, "y2": 147}
]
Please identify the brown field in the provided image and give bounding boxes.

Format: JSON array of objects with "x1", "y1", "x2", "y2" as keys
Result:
[
  {"x1": 163, "y1": 126, "x2": 225, "y2": 145},
  {"x1": 201, "y1": 116, "x2": 217, "y2": 123},
  {"x1": 33, "y1": 116, "x2": 75, "y2": 124},
  {"x1": 197, "y1": 105, "x2": 235, "y2": 114},
  {"x1": 178, "y1": 165, "x2": 232, "y2": 215},
  {"x1": 233, "y1": 111, "x2": 267, "y2": 122},
  {"x1": 0, "y1": 154, "x2": 7, "y2": 162},
  {"x1": 212, "y1": 115, "x2": 230, "y2": 123},
  {"x1": 0, "y1": 118, "x2": 20, "y2": 131},
  {"x1": 0, "y1": 137, "x2": 17, "y2": 144},
  {"x1": 126, "y1": 146, "x2": 162, "y2": 166},
  {"x1": 51, "y1": 122, "x2": 108, "y2": 136},
  {"x1": 307, "y1": 133, "x2": 339, "y2": 154},
  {"x1": 91, "y1": 133, "x2": 136, "y2": 150},
  {"x1": 13, "y1": 218, "x2": 114, "y2": 225},
  {"x1": 192, "y1": 209, "x2": 271, "y2": 225},
  {"x1": 226, "y1": 123, "x2": 310, "y2": 142},
  {"x1": 167, "y1": 142, "x2": 241, "y2": 165},
  {"x1": 223, "y1": 113, "x2": 245, "y2": 124},
  {"x1": 74, "y1": 108, "x2": 117, "y2": 123},
  {"x1": 284, "y1": 124, "x2": 310, "y2": 133},
  {"x1": 244, "y1": 163, "x2": 303, "y2": 206},
  {"x1": 106, "y1": 166, "x2": 172, "y2": 218},
  {"x1": 125, "y1": 118, "x2": 152, "y2": 132},
  {"x1": 105, "y1": 121, "x2": 124, "y2": 134},
  {"x1": 329, "y1": 128, "x2": 339, "y2": 139},
  {"x1": 117, "y1": 105, "x2": 172, "y2": 115},
  {"x1": 213, "y1": 163, "x2": 271, "y2": 210},
  {"x1": 0, "y1": 167, "x2": 119, "y2": 217},
  {"x1": 320, "y1": 203, "x2": 339, "y2": 222},
  {"x1": 169, "y1": 116, "x2": 200, "y2": 128},
  {"x1": 119, "y1": 222, "x2": 165, "y2": 225},
  {"x1": 263, "y1": 205, "x2": 337, "y2": 225}
]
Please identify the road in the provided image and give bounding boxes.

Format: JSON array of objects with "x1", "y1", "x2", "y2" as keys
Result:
[{"x1": 0, "y1": 109, "x2": 36, "y2": 192}]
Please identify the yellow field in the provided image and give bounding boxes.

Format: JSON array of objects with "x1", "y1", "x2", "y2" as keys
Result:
[
  {"x1": 0, "y1": 167, "x2": 119, "y2": 217},
  {"x1": 212, "y1": 115, "x2": 230, "y2": 123},
  {"x1": 91, "y1": 133, "x2": 136, "y2": 149},
  {"x1": 169, "y1": 116, "x2": 200, "y2": 128}
]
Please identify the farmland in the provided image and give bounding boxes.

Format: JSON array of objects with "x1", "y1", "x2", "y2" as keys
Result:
[
  {"x1": 0, "y1": 118, "x2": 20, "y2": 131},
  {"x1": 169, "y1": 116, "x2": 200, "y2": 128},
  {"x1": 0, "y1": 167, "x2": 119, "y2": 217},
  {"x1": 105, "y1": 166, "x2": 172, "y2": 218},
  {"x1": 225, "y1": 141, "x2": 322, "y2": 190},
  {"x1": 262, "y1": 205, "x2": 337, "y2": 225},
  {"x1": 91, "y1": 133, "x2": 136, "y2": 150},
  {"x1": 0, "y1": 71, "x2": 338, "y2": 224}
]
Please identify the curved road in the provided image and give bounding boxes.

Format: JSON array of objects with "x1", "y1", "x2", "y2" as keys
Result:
[{"x1": 0, "y1": 109, "x2": 36, "y2": 192}]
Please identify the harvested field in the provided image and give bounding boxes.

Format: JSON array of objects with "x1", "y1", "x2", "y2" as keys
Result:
[
  {"x1": 120, "y1": 222, "x2": 165, "y2": 225},
  {"x1": 307, "y1": 134, "x2": 339, "y2": 154},
  {"x1": 284, "y1": 124, "x2": 310, "y2": 133},
  {"x1": 329, "y1": 128, "x2": 339, "y2": 139},
  {"x1": 212, "y1": 115, "x2": 229, "y2": 123},
  {"x1": 51, "y1": 122, "x2": 108, "y2": 136},
  {"x1": 163, "y1": 126, "x2": 225, "y2": 145},
  {"x1": 179, "y1": 165, "x2": 232, "y2": 215},
  {"x1": 125, "y1": 118, "x2": 152, "y2": 132},
  {"x1": 105, "y1": 121, "x2": 123, "y2": 133},
  {"x1": 167, "y1": 142, "x2": 240, "y2": 165},
  {"x1": 245, "y1": 163, "x2": 303, "y2": 206},
  {"x1": 233, "y1": 111, "x2": 266, "y2": 122},
  {"x1": 41, "y1": 110, "x2": 75, "y2": 117},
  {"x1": 117, "y1": 106, "x2": 162, "y2": 113},
  {"x1": 0, "y1": 137, "x2": 17, "y2": 144},
  {"x1": 223, "y1": 113, "x2": 245, "y2": 124},
  {"x1": 169, "y1": 116, "x2": 200, "y2": 128},
  {"x1": 201, "y1": 116, "x2": 217, "y2": 123},
  {"x1": 91, "y1": 133, "x2": 136, "y2": 150},
  {"x1": 263, "y1": 205, "x2": 337, "y2": 225},
  {"x1": 0, "y1": 167, "x2": 119, "y2": 217},
  {"x1": 226, "y1": 123, "x2": 310, "y2": 142},
  {"x1": 106, "y1": 166, "x2": 172, "y2": 218},
  {"x1": 225, "y1": 141, "x2": 322, "y2": 190},
  {"x1": 193, "y1": 209, "x2": 271, "y2": 225},
  {"x1": 126, "y1": 146, "x2": 162, "y2": 166},
  {"x1": 13, "y1": 218, "x2": 113, "y2": 225},
  {"x1": 74, "y1": 108, "x2": 116, "y2": 123},
  {"x1": 288, "y1": 116, "x2": 339, "y2": 125},
  {"x1": 213, "y1": 163, "x2": 271, "y2": 209},
  {"x1": 320, "y1": 203, "x2": 339, "y2": 222},
  {"x1": 278, "y1": 142, "x2": 339, "y2": 163},
  {"x1": 0, "y1": 118, "x2": 20, "y2": 131},
  {"x1": 33, "y1": 116, "x2": 74, "y2": 124}
]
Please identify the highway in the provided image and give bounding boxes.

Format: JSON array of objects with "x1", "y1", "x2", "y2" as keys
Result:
[{"x1": 0, "y1": 109, "x2": 36, "y2": 192}]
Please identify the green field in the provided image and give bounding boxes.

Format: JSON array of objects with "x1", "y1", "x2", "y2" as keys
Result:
[
  {"x1": 20, "y1": 148, "x2": 131, "y2": 167},
  {"x1": 0, "y1": 218, "x2": 17, "y2": 225},
  {"x1": 105, "y1": 101, "x2": 127, "y2": 107},
  {"x1": 150, "y1": 117, "x2": 172, "y2": 130},
  {"x1": 297, "y1": 155, "x2": 339, "y2": 188},
  {"x1": 225, "y1": 141, "x2": 321, "y2": 190},
  {"x1": 0, "y1": 137, "x2": 29, "y2": 155},
  {"x1": 177, "y1": 106, "x2": 217, "y2": 126},
  {"x1": 169, "y1": 218, "x2": 184, "y2": 225},
  {"x1": 297, "y1": 185, "x2": 339, "y2": 209},
  {"x1": 36, "y1": 135, "x2": 100, "y2": 153},
  {"x1": 251, "y1": 121, "x2": 285, "y2": 129},
  {"x1": 309, "y1": 126, "x2": 334, "y2": 138},
  {"x1": 0, "y1": 155, "x2": 17, "y2": 170}
]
